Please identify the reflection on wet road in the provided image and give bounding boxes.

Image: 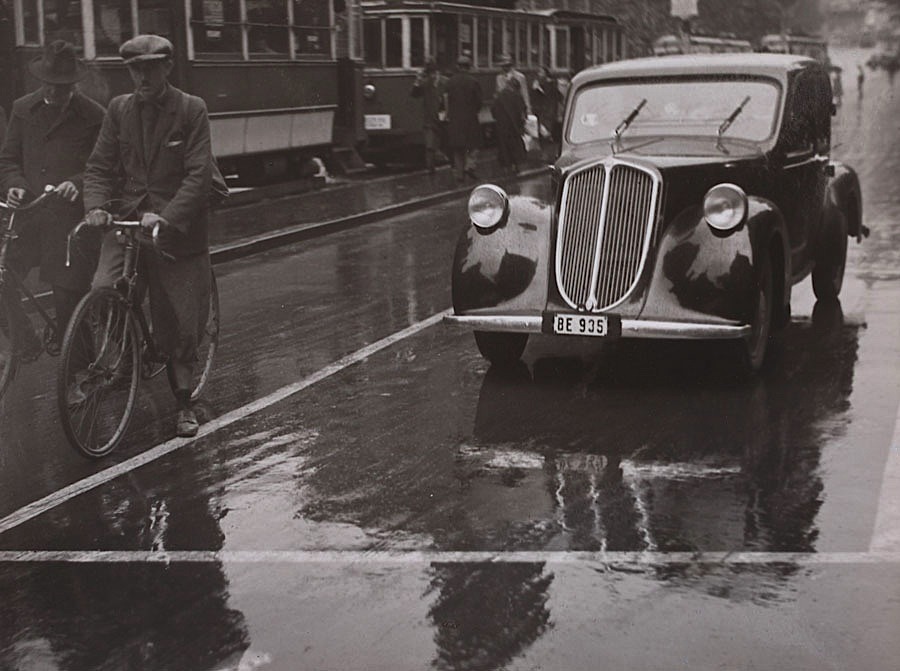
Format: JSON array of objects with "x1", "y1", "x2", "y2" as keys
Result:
[{"x1": 1, "y1": 47, "x2": 899, "y2": 670}]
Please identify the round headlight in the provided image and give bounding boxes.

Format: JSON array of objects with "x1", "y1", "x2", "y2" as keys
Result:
[
  {"x1": 468, "y1": 184, "x2": 509, "y2": 230},
  {"x1": 363, "y1": 83, "x2": 376, "y2": 100},
  {"x1": 703, "y1": 183, "x2": 747, "y2": 233}
]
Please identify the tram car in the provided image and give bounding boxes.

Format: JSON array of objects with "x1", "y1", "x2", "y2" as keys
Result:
[
  {"x1": 0, "y1": 0, "x2": 342, "y2": 182},
  {"x1": 760, "y1": 33, "x2": 829, "y2": 63},
  {"x1": 358, "y1": 1, "x2": 628, "y2": 165}
]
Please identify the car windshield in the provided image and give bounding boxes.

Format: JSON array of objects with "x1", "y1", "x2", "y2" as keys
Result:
[{"x1": 568, "y1": 77, "x2": 782, "y2": 145}]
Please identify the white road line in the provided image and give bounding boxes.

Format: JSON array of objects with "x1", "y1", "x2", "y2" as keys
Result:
[
  {"x1": 1, "y1": 550, "x2": 900, "y2": 565},
  {"x1": 870, "y1": 400, "x2": 900, "y2": 552},
  {"x1": 0, "y1": 310, "x2": 451, "y2": 537}
]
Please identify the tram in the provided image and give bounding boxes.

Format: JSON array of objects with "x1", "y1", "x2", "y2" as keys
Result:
[
  {"x1": 358, "y1": 1, "x2": 627, "y2": 164},
  {"x1": 760, "y1": 33, "x2": 829, "y2": 63},
  {"x1": 0, "y1": 0, "x2": 344, "y2": 182},
  {"x1": 652, "y1": 33, "x2": 753, "y2": 56}
]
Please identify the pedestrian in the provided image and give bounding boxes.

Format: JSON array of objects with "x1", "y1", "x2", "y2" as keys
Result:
[
  {"x1": 0, "y1": 40, "x2": 105, "y2": 359},
  {"x1": 83, "y1": 34, "x2": 213, "y2": 438},
  {"x1": 495, "y1": 54, "x2": 531, "y2": 117},
  {"x1": 410, "y1": 59, "x2": 447, "y2": 174},
  {"x1": 830, "y1": 67, "x2": 843, "y2": 107},
  {"x1": 445, "y1": 55, "x2": 482, "y2": 183},
  {"x1": 491, "y1": 78, "x2": 526, "y2": 175},
  {"x1": 857, "y1": 64, "x2": 865, "y2": 99},
  {"x1": 531, "y1": 66, "x2": 562, "y2": 157}
]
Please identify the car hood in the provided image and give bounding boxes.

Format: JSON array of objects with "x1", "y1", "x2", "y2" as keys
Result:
[{"x1": 556, "y1": 136, "x2": 767, "y2": 172}]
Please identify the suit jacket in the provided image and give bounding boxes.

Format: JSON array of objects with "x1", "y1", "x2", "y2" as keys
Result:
[
  {"x1": 0, "y1": 90, "x2": 105, "y2": 287},
  {"x1": 84, "y1": 85, "x2": 212, "y2": 257},
  {"x1": 495, "y1": 69, "x2": 531, "y2": 115},
  {"x1": 446, "y1": 71, "x2": 482, "y2": 150}
]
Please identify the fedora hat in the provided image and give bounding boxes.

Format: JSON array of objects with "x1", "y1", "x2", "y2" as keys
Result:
[
  {"x1": 28, "y1": 40, "x2": 87, "y2": 84},
  {"x1": 119, "y1": 34, "x2": 174, "y2": 65}
]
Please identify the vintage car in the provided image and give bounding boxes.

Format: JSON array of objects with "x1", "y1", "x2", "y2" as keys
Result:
[{"x1": 445, "y1": 53, "x2": 863, "y2": 375}]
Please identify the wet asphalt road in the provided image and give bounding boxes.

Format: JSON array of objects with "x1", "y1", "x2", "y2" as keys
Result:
[{"x1": 2, "y1": 47, "x2": 900, "y2": 670}]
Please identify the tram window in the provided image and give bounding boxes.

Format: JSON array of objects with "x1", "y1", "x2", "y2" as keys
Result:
[
  {"x1": 191, "y1": 0, "x2": 242, "y2": 58},
  {"x1": 459, "y1": 15, "x2": 473, "y2": 61},
  {"x1": 492, "y1": 18, "x2": 504, "y2": 64},
  {"x1": 92, "y1": 0, "x2": 131, "y2": 56},
  {"x1": 43, "y1": 1, "x2": 84, "y2": 48},
  {"x1": 136, "y1": 0, "x2": 172, "y2": 38},
  {"x1": 476, "y1": 17, "x2": 488, "y2": 67},
  {"x1": 385, "y1": 18, "x2": 402, "y2": 67},
  {"x1": 293, "y1": 0, "x2": 331, "y2": 57},
  {"x1": 248, "y1": 0, "x2": 289, "y2": 58},
  {"x1": 21, "y1": 0, "x2": 40, "y2": 44},
  {"x1": 556, "y1": 28, "x2": 569, "y2": 72},
  {"x1": 517, "y1": 21, "x2": 527, "y2": 66},
  {"x1": 410, "y1": 17, "x2": 425, "y2": 68},
  {"x1": 363, "y1": 18, "x2": 382, "y2": 66}
]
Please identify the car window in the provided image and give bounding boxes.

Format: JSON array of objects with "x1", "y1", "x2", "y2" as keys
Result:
[
  {"x1": 782, "y1": 71, "x2": 831, "y2": 154},
  {"x1": 567, "y1": 77, "x2": 782, "y2": 145}
]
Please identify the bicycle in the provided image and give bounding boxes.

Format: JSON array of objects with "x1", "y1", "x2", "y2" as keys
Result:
[
  {"x1": 0, "y1": 187, "x2": 66, "y2": 400},
  {"x1": 57, "y1": 218, "x2": 220, "y2": 458}
]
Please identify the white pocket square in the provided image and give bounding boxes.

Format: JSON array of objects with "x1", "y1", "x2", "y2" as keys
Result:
[{"x1": 166, "y1": 140, "x2": 183, "y2": 147}]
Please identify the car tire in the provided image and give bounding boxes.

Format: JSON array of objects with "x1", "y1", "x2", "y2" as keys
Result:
[
  {"x1": 731, "y1": 253, "x2": 774, "y2": 377},
  {"x1": 812, "y1": 211, "x2": 848, "y2": 302},
  {"x1": 474, "y1": 331, "x2": 528, "y2": 368}
]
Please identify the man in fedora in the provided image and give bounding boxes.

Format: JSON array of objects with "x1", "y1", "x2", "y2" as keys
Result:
[
  {"x1": 83, "y1": 34, "x2": 213, "y2": 438},
  {"x1": 495, "y1": 54, "x2": 531, "y2": 117},
  {"x1": 0, "y1": 40, "x2": 105, "y2": 359},
  {"x1": 410, "y1": 59, "x2": 448, "y2": 174},
  {"x1": 445, "y1": 54, "x2": 482, "y2": 183}
]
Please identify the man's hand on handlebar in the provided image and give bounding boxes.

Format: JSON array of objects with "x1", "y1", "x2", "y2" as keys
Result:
[
  {"x1": 85, "y1": 208, "x2": 113, "y2": 228},
  {"x1": 6, "y1": 188, "x2": 26, "y2": 208},
  {"x1": 54, "y1": 181, "x2": 79, "y2": 203},
  {"x1": 142, "y1": 213, "x2": 178, "y2": 257}
]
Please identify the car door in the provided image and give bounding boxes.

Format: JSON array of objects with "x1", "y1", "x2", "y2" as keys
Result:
[{"x1": 774, "y1": 69, "x2": 830, "y2": 279}]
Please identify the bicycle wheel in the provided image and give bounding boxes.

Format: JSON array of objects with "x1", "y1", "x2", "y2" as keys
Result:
[
  {"x1": 0, "y1": 292, "x2": 19, "y2": 400},
  {"x1": 190, "y1": 269, "x2": 220, "y2": 402},
  {"x1": 57, "y1": 288, "x2": 141, "y2": 458}
]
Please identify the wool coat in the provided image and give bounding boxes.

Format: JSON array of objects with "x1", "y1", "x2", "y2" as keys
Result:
[
  {"x1": 445, "y1": 70, "x2": 483, "y2": 151},
  {"x1": 0, "y1": 89, "x2": 105, "y2": 288},
  {"x1": 83, "y1": 85, "x2": 212, "y2": 257}
]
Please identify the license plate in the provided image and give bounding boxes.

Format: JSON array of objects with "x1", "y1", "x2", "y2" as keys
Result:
[
  {"x1": 364, "y1": 114, "x2": 391, "y2": 130},
  {"x1": 548, "y1": 313, "x2": 609, "y2": 337}
]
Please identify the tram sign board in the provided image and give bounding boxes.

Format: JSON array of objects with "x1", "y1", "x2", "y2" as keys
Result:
[
  {"x1": 671, "y1": 0, "x2": 698, "y2": 18},
  {"x1": 364, "y1": 114, "x2": 392, "y2": 130}
]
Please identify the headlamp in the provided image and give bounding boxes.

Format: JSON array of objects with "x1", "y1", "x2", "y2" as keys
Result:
[
  {"x1": 468, "y1": 184, "x2": 509, "y2": 230},
  {"x1": 703, "y1": 183, "x2": 748, "y2": 233}
]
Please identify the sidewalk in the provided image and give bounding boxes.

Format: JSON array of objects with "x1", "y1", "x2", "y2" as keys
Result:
[{"x1": 210, "y1": 152, "x2": 547, "y2": 258}]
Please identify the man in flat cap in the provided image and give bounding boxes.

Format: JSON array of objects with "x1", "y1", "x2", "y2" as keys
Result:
[
  {"x1": 445, "y1": 54, "x2": 482, "y2": 183},
  {"x1": 495, "y1": 54, "x2": 531, "y2": 117},
  {"x1": 83, "y1": 34, "x2": 213, "y2": 438},
  {"x1": 0, "y1": 40, "x2": 105, "y2": 359}
]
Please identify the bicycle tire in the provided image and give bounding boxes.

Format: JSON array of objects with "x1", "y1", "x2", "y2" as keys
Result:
[
  {"x1": 57, "y1": 288, "x2": 141, "y2": 459},
  {"x1": 190, "y1": 269, "x2": 220, "y2": 402},
  {"x1": 0, "y1": 292, "x2": 19, "y2": 400}
]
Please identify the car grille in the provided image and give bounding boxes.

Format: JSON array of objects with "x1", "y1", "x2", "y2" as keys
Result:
[{"x1": 556, "y1": 160, "x2": 661, "y2": 311}]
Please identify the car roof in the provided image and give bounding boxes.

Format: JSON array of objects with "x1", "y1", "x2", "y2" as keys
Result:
[{"x1": 573, "y1": 53, "x2": 820, "y2": 86}]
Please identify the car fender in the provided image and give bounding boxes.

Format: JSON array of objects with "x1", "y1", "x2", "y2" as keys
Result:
[
  {"x1": 825, "y1": 161, "x2": 863, "y2": 239},
  {"x1": 640, "y1": 197, "x2": 791, "y2": 325},
  {"x1": 451, "y1": 194, "x2": 553, "y2": 314}
]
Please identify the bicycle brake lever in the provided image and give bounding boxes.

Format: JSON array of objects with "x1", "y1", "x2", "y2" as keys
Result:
[{"x1": 151, "y1": 222, "x2": 177, "y2": 263}]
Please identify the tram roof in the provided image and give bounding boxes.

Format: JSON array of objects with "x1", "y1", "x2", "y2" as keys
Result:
[{"x1": 360, "y1": 1, "x2": 617, "y2": 23}]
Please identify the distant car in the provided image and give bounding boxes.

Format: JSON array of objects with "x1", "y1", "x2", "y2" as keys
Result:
[{"x1": 445, "y1": 54, "x2": 863, "y2": 375}]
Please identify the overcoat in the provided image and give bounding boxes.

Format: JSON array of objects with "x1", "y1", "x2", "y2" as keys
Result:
[
  {"x1": 445, "y1": 71, "x2": 482, "y2": 151},
  {"x1": 491, "y1": 87, "x2": 526, "y2": 168},
  {"x1": 0, "y1": 89, "x2": 105, "y2": 288},
  {"x1": 83, "y1": 85, "x2": 212, "y2": 257}
]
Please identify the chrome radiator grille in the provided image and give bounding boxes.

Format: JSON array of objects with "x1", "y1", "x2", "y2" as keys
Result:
[{"x1": 556, "y1": 161, "x2": 660, "y2": 311}]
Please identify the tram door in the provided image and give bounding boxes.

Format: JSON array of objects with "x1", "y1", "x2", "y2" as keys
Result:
[{"x1": 433, "y1": 14, "x2": 458, "y2": 73}]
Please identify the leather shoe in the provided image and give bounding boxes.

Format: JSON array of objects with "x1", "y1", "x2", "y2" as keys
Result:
[{"x1": 176, "y1": 408, "x2": 199, "y2": 437}]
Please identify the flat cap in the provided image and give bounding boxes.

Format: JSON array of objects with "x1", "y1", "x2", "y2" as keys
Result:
[
  {"x1": 457, "y1": 54, "x2": 472, "y2": 67},
  {"x1": 120, "y1": 34, "x2": 174, "y2": 64}
]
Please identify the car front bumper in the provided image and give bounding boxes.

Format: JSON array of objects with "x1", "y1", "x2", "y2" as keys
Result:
[{"x1": 443, "y1": 314, "x2": 751, "y2": 340}]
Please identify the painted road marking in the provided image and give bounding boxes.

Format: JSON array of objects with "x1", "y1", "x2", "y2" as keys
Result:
[
  {"x1": 870, "y1": 401, "x2": 900, "y2": 552},
  {"x1": 1, "y1": 550, "x2": 900, "y2": 565},
  {"x1": 0, "y1": 310, "x2": 451, "y2": 537}
]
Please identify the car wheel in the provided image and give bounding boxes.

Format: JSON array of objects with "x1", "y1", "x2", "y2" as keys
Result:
[
  {"x1": 812, "y1": 212, "x2": 848, "y2": 302},
  {"x1": 731, "y1": 253, "x2": 774, "y2": 377},
  {"x1": 474, "y1": 331, "x2": 528, "y2": 368}
]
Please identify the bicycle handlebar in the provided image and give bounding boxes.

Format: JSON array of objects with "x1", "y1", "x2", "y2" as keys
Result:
[
  {"x1": 0, "y1": 184, "x2": 58, "y2": 213},
  {"x1": 67, "y1": 219, "x2": 176, "y2": 266}
]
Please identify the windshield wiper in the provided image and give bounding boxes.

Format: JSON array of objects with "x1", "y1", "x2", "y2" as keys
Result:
[
  {"x1": 613, "y1": 98, "x2": 647, "y2": 144},
  {"x1": 717, "y1": 96, "x2": 751, "y2": 140}
]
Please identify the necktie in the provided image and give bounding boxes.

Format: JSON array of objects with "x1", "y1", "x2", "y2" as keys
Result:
[{"x1": 141, "y1": 102, "x2": 159, "y2": 160}]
